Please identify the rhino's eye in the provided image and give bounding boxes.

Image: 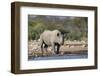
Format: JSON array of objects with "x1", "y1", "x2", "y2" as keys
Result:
[{"x1": 57, "y1": 33, "x2": 59, "y2": 36}]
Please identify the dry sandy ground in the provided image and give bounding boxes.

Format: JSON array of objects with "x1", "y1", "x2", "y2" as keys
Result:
[{"x1": 28, "y1": 40, "x2": 87, "y2": 57}]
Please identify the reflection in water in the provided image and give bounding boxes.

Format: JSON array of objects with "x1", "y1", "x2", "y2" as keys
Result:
[{"x1": 28, "y1": 51, "x2": 88, "y2": 61}]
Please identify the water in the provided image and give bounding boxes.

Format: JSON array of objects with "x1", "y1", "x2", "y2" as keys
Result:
[{"x1": 28, "y1": 52, "x2": 88, "y2": 61}]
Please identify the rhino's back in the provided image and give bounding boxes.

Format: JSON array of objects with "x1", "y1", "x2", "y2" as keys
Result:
[{"x1": 41, "y1": 30, "x2": 52, "y2": 45}]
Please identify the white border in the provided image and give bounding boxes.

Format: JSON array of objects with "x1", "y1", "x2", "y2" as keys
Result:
[{"x1": 20, "y1": 6, "x2": 95, "y2": 70}]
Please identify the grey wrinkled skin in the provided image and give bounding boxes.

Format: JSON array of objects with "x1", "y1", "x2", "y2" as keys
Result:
[{"x1": 40, "y1": 30, "x2": 64, "y2": 55}]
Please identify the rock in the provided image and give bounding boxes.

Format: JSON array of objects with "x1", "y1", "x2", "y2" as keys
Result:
[
  {"x1": 60, "y1": 51, "x2": 64, "y2": 55},
  {"x1": 70, "y1": 45, "x2": 74, "y2": 48},
  {"x1": 38, "y1": 39, "x2": 40, "y2": 42},
  {"x1": 81, "y1": 40, "x2": 86, "y2": 44}
]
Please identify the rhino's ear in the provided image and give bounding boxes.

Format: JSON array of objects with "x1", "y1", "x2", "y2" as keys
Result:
[{"x1": 57, "y1": 33, "x2": 59, "y2": 36}]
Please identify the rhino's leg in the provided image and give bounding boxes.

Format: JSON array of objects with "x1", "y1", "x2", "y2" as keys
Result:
[
  {"x1": 52, "y1": 43, "x2": 56, "y2": 55},
  {"x1": 40, "y1": 39, "x2": 44, "y2": 56},
  {"x1": 44, "y1": 44, "x2": 48, "y2": 56},
  {"x1": 44, "y1": 44, "x2": 48, "y2": 51},
  {"x1": 56, "y1": 44, "x2": 60, "y2": 54}
]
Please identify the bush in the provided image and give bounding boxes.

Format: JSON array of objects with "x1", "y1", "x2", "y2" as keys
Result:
[{"x1": 28, "y1": 15, "x2": 88, "y2": 41}]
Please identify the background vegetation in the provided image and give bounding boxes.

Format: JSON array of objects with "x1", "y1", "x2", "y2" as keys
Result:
[{"x1": 28, "y1": 15, "x2": 88, "y2": 41}]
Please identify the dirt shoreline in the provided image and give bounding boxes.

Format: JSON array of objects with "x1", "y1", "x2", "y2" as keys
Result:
[{"x1": 28, "y1": 40, "x2": 88, "y2": 57}]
